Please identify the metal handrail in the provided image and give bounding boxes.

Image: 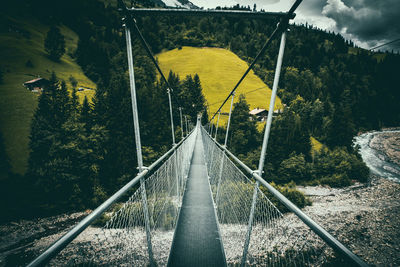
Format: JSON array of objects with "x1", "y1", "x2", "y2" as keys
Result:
[
  {"x1": 201, "y1": 126, "x2": 369, "y2": 267},
  {"x1": 27, "y1": 129, "x2": 195, "y2": 267}
]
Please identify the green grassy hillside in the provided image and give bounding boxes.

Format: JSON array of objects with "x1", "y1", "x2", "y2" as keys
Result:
[
  {"x1": 0, "y1": 14, "x2": 95, "y2": 174},
  {"x1": 157, "y1": 47, "x2": 283, "y2": 125}
]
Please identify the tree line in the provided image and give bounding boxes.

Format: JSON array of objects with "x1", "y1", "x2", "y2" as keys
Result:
[{"x1": 1, "y1": 0, "x2": 399, "y2": 220}]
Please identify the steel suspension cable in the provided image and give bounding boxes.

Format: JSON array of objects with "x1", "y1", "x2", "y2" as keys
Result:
[
  {"x1": 369, "y1": 38, "x2": 400, "y2": 51},
  {"x1": 210, "y1": 0, "x2": 302, "y2": 121},
  {"x1": 118, "y1": 0, "x2": 184, "y2": 114}
]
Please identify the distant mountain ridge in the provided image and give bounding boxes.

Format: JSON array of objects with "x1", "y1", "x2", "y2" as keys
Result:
[{"x1": 159, "y1": 0, "x2": 198, "y2": 9}]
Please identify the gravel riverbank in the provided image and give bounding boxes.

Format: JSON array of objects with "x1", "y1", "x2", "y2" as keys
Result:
[
  {"x1": 1, "y1": 175, "x2": 399, "y2": 266},
  {"x1": 298, "y1": 175, "x2": 400, "y2": 266},
  {"x1": 370, "y1": 131, "x2": 400, "y2": 166}
]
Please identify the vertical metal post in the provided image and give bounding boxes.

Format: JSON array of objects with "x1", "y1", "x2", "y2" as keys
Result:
[
  {"x1": 214, "y1": 111, "x2": 221, "y2": 140},
  {"x1": 258, "y1": 31, "x2": 286, "y2": 181},
  {"x1": 179, "y1": 107, "x2": 184, "y2": 140},
  {"x1": 210, "y1": 112, "x2": 220, "y2": 180},
  {"x1": 124, "y1": 25, "x2": 155, "y2": 266},
  {"x1": 241, "y1": 31, "x2": 287, "y2": 267},
  {"x1": 167, "y1": 88, "x2": 176, "y2": 145},
  {"x1": 185, "y1": 115, "x2": 188, "y2": 137},
  {"x1": 215, "y1": 93, "x2": 235, "y2": 205},
  {"x1": 224, "y1": 94, "x2": 235, "y2": 147},
  {"x1": 175, "y1": 150, "x2": 180, "y2": 201},
  {"x1": 167, "y1": 89, "x2": 180, "y2": 200}
]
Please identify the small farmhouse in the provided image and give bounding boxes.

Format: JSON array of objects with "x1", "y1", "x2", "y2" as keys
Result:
[
  {"x1": 23, "y1": 77, "x2": 49, "y2": 92},
  {"x1": 249, "y1": 108, "x2": 268, "y2": 121},
  {"x1": 249, "y1": 107, "x2": 282, "y2": 121}
]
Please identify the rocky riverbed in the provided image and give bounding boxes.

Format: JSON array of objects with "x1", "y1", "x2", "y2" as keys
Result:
[
  {"x1": 370, "y1": 131, "x2": 400, "y2": 166},
  {"x1": 0, "y1": 212, "x2": 88, "y2": 266},
  {"x1": 354, "y1": 129, "x2": 400, "y2": 183},
  {"x1": 298, "y1": 175, "x2": 400, "y2": 266},
  {"x1": 1, "y1": 175, "x2": 399, "y2": 266}
]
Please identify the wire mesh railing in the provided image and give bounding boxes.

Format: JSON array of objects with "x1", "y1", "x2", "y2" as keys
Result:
[
  {"x1": 201, "y1": 126, "x2": 363, "y2": 266},
  {"x1": 29, "y1": 129, "x2": 196, "y2": 267}
]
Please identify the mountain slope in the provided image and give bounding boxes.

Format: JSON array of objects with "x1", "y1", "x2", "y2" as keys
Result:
[
  {"x1": 0, "y1": 13, "x2": 95, "y2": 174},
  {"x1": 157, "y1": 46, "x2": 283, "y2": 124},
  {"x1": 162, "y1": 0, "x2": 198, "y2": 9}
]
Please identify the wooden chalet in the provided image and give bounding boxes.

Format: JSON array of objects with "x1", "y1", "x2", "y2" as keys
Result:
[{"x1": 23, "y1": 77, "x2": 49, "y2": 92}]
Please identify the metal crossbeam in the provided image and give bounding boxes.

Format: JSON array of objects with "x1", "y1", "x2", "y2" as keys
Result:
[{"x1": 128, "y1": 8, "x2": 294, "y2": 20}]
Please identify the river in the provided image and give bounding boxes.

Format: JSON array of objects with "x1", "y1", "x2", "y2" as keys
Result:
[{"x1": 354, "y1": 129, "x2": 400, "y2": 183}]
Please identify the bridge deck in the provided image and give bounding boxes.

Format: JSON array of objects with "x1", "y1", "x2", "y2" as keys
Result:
[{"x1": 167, "y1": 129, "x2": 226, "y2": 267}]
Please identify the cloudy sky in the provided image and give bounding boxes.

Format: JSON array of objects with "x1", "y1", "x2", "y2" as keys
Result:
[{"x1": 188, "y1": 0, "x2": 400, "y2": 52}]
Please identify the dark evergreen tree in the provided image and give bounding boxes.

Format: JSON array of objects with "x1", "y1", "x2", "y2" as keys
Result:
[
  {"x1": 96, "y1": 73, "x2": 137, "y2": 193},
  {"x1": 201, "y1": 108, "x2": 209, "y2": 126},
  {"x1": 44, "y1": 26, "x2": 65, "y2": 61},
  {"x1": 179, "y1": 74, "x2": 206, "y2": 122},
  {"x1": 69, "y1": 75, "x2": 78, "y2": 88},
  {"x1": 27, "y1": 73, "x2": 76, "y2": 211},
  {"x1": 228, "y1": 95, "x2": 259, "y2": 155},
  {"x1": 326, "y1": 90, "x2": 356, "y2": 148},
  {"x1": 80, "y1": 96, "x2": 92, "y2": 132},
  {"x1": 0, "y1": 132, "x2": 11, "y2": 181}
]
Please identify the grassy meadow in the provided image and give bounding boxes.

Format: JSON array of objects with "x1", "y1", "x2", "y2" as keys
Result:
[
  {"x1": 0, "y1": 13, "x2": 95, "y2": 174},
  {"x1": 157, "y1": 47, "x2": 283, "y2": 125}
]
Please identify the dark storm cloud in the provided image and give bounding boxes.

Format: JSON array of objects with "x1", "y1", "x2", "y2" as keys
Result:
[
  {"x1": 191, "y1": 0, "x2": 400, "y2": 51},
  {"x1": 296, "y1": 0, "x2": 326, "y2": 16},
  {"x1": 322, "y1": 0, "x2": 400, "y2": 49}
]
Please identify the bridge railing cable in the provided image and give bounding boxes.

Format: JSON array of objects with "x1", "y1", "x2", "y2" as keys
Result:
[
  {"x1": 201, "y1": 126, "x2": 368, "y2": 267},
  {"x1": 27, "y1": 129, "x2": 197, "y2": 267}
]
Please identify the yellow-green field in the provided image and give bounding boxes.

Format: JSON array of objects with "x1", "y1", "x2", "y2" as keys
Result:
[
  {"x1": 157, "y1": 47, "x2": 283, "y2": 125},
  {"x1": 0, "y1": 13, "x2": 95, "y2": 174}
]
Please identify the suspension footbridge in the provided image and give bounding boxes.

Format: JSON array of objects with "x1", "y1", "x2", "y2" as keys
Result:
[{"x1": 27, "y1": 1, "x2": 369, "y2": 266}]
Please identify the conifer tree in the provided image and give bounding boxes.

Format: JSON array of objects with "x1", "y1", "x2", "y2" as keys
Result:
[
  {"x1": 0, "y1": 132, "x2": 11, "y2": 181},
  {"x1": 80, "y1": 96, "x2": 92, "y2": 132},
  {"x1": 28, "y1": 73, "x2": 77, "y2": 210},
  {"x1": 71, "y1": 87, "x2": 79, "y2": 113},
  {"x1": 229, "y1": 95, "x2": 259, "y2": 155},
  {"x1": 44, "y1": 26, "x2": 65, "y2": 61}
]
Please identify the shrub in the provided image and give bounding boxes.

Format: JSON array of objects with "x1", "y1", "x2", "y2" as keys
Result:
[
  {"x1": 319, "y1": 173, "x2": 351, "y2": 187},
  {"x1": 25, "y1": 59, "x2": 34, "y2": 68},
  {"x1": 217, "y1": 180, "x2": 311, "y2": 224},
  {"x1": 69, "y1": 75, "x2": 78, "y2": 88},
  {"x1": 310, "y1": 147, "x2": 369, "y2": 186},
  {"x1": 261, "y1": 182, "x2": 311, "y2": 212},
  {"x1": 277, "y1": 153, "x2": 308, "y2": 184},
  {"x1": 92, "y1": 196, "x2": 178, "y2": 230}
]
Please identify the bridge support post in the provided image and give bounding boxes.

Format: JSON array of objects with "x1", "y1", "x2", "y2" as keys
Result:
[
  {"x1": 215, "y1": 92, "x2": 235, "y2": 205},
  {"x1": 214, "y1": 111, "x2": 221, "y2": 140},
  {"x1": 167, "y1": 89, "x2": 180, "y2": 201},
  {"x1": 185, "y1": 115, "x2": 188, "y2": 137},
  {"x1": 124, "y1": 25, "x2": 155, "y2": 266},
  {"x1": 241, "y1": 31, "x2": 287, "y2": 267},
  {"x1": 179, "y1": 107, "x2": 184, "y2": 140},
  {"x1": 167, "y1": 88, "x2": 176, "y2": 145}
]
